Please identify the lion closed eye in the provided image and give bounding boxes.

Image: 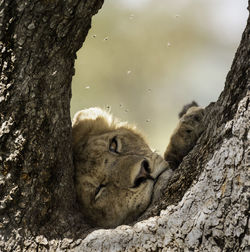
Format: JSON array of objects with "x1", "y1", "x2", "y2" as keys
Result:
[
  {"x1": 72, "y1": 108, "x2": 170, "y2": 228},
  {"x1": 72, "y1": 105, "x2": 204, "y2": 228}
]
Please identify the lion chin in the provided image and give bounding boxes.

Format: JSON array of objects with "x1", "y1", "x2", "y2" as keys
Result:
[{"x1": 72, "y1": 105, "x2": 204, "y2": 228}]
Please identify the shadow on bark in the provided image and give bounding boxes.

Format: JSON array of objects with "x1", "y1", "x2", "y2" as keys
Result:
[{"x1": 0, "y1": 1, "x2": 249, "y2": 251}]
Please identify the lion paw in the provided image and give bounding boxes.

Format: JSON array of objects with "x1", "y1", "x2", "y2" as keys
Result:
[{"x1": 164, "y1": 106, "x2": 205, "y2": 169}]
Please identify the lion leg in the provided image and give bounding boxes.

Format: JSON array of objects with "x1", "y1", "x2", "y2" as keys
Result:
[{"x1": 164, "y1": 102, "x2": 205, "y2": 169}]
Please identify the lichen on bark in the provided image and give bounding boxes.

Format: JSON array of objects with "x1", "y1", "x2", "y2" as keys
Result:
[
  {"x1": 0, "y1": 1, "x2": 249, "y2": 251},
  {"x1": 77, "y1": 92, "x2": 249, "y2": 252}
]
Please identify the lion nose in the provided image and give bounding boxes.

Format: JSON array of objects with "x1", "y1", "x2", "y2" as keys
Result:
[
  {"x1": 133, "y1": 160, "x2": 153, "y2": 187},
  {"x1": 141, "y1": 160, "x2": 150, "y2": 174}
]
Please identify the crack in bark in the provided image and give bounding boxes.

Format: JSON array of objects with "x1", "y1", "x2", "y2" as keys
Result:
[{"x1": 0, "y1": 1, "x2": 249, "y2": 251}]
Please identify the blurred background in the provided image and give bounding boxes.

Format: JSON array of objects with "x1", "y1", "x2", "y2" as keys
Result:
[{"x1": 71, "y1": 0, "x2": 248, "y2": 155}]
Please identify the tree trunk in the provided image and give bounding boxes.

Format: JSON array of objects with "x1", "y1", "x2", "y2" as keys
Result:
[
  {"x1": 0, "y1": 1, "x2": 104, "y2": 251},
  {"x1": 0, "y1": 1, "x2": 249, "y2": 251}
]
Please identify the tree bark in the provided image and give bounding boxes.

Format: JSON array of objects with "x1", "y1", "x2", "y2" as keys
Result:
[
  {"x1": 78, "y1": 12, "x2": 250, "y2": 251},
  {"x1": 0, "y1": 1, "x2": 249, "y2": 251},
  {"x1": 0, "y1": 0, "x2": 103, "y2": 251}
]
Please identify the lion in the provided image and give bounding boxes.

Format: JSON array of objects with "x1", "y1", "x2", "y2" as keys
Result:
[{"x1": 72, "y1": 104, "x2": 204, "y2": 228}]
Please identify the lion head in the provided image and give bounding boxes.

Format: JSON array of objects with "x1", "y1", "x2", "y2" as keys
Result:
[{"x1": 72, "y1": 108, "x2": 171, "y2": 228}]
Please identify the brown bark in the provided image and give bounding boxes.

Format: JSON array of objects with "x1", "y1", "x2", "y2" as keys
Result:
[
  {"x1": 0, "y1": 0, "x2": 103, "y2": 251},
  {"x1": 0, "y1": 1, "x2": 249, "y2": 251}
]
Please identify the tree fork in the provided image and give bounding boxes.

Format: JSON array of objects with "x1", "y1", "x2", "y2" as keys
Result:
[{"x1": 0, "y1": 1, "x2": 249, "y2": 251}]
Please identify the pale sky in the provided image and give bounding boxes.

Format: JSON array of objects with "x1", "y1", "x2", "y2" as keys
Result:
[{"x1": 119, "y1": 0, "x2": 248, "y2": 40}]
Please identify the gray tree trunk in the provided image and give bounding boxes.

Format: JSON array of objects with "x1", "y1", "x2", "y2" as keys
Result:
[
  {"x1": 0, "y1": 1, "x2": 249, "y2": 251},
  {"x1": 0, "y1": 0, "x2": 104, "y2": 251}
]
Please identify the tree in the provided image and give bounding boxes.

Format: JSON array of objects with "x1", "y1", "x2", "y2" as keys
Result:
[{"x1": 0, "y1": 1, "x2": 249, "y2": 251}]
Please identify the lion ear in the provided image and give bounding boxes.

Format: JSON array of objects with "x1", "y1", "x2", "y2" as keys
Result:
[{"x1": 72, "y1": 107, "x2": 115, "y2": 151}]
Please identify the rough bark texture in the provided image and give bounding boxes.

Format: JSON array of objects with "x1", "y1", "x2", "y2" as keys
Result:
[
  {"x1": 0, "y1": 0, "x2": 103, "y2": 251},
  {"x1": 78, "y1": 13, "x2": 250, "y2": 251},
  {"x1": 0, "y1": 1, "x2": 249, "y2": 251}
]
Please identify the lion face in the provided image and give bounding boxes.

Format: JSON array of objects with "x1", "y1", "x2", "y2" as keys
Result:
[{"x1": 72, "y1": 108, "x2": 169, "y2": 228}]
